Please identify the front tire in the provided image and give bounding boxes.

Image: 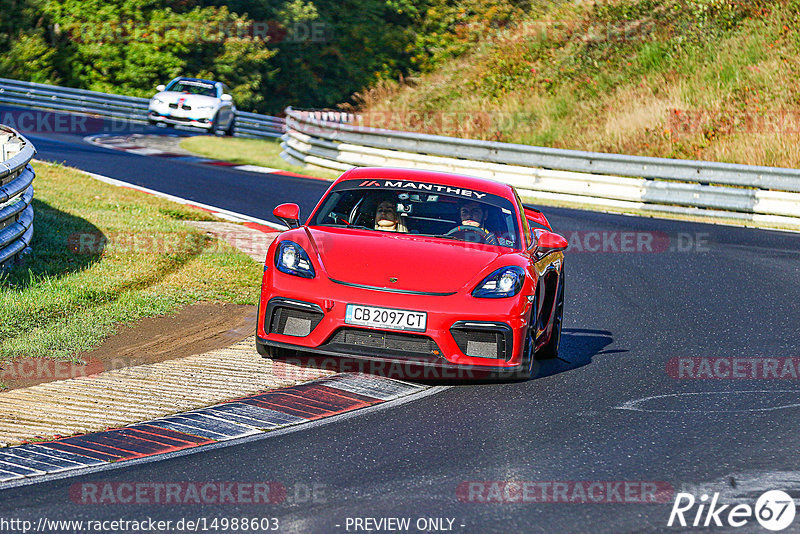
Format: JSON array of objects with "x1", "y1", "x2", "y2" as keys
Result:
[
  {"x1": 210, "y1": 113, "x2": 222, "y2": 135},
  {"x1": 536, "y1": 271, "x2": 564, "y2": 360},
  {"x1": 514, "y1": 292, "x2": 538, "y2": 380},
  {"x1": 516, "y1": 323, "x2": 537, "y2": 380}
]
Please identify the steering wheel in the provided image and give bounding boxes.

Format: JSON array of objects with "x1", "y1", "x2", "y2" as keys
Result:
[
  {"x1": 444, "y1": 225, "x2": 498, "y2": 245},
  {"x1": 328, "y1": 211, "x2": 350, "y2": 225}
]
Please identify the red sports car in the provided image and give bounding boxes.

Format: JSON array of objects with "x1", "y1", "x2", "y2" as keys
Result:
[{"x1": 256, "y1": 167, "x2": 567, "y2": 379}]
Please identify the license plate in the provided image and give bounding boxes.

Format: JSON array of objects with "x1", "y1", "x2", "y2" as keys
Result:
[{"x1": 345, "y1": 304, "x2": 427, "y2": 333}]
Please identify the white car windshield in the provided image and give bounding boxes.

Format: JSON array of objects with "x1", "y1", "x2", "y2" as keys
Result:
[{"x1": 165, "y1": 80, "x2": 217, "y2": 97}]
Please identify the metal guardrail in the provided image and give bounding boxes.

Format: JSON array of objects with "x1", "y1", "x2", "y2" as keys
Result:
[
  {"x1": 281, "y1": 107, "x2": 800, "y2": 228},
  {"x1": 234, "y1": 111, "x2": 286, "y2": 139},
  {"x1": 0, "y1": 77, "x2": 285, "y2": 138},
  {"x1": 0, "y1": 77, "x2": 150, "y2": 122},
  {"x1": 0, "y1": 126, "x2": 35, "y2": 267}
]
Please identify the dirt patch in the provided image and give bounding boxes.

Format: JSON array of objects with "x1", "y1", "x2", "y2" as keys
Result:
[{"x1": 0, "y1": 302, "x2": 257, "y2": 391}]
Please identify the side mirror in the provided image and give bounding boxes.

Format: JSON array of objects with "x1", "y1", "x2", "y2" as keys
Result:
[
  {"x1": 221, "y1": 94, "x2": 233, "y2": 102},
  {"x1": 535, "y1": 231, "x2": 568, "y2": 257},
  {"x1": 156, "y1": 85, "x2": 166, "y2": 92},
  {"x1": 274, "y1": 203, "x2": 300, "y2": 229}
]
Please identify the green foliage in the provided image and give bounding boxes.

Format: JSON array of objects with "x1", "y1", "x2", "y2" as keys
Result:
[
  {"x1": 411, "y1": 0, "x2": 534, "y2": 71},
  {"x1": 39, "y1": 1, "x2": 276, "y2": 110},
  {"x1": 0, "y1": 0, "x2": 275, "y2": 110},
  {"x1": 251, "y1": 0, "x2": 424, "y2": 111},
  {"x1": 0, "y1": 0, "x2": 545, "y2": 113}
]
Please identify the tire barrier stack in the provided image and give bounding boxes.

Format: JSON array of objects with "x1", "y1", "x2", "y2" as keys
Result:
[
  {"x1": 281, "y1": 107, "x2": 800, "y2": 229},
  {"x1": 0, "y1": 125, "x2": 35, "y2": 268}
]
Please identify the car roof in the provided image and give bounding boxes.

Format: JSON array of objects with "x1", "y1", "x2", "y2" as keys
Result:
[{"x1": 336, "y1": 167, "x2": 515, "y2": 199}]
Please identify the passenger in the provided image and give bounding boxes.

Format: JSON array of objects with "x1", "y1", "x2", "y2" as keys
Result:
[{"x1": 374, "y1": 200, "x2": 408, "y2": 233}]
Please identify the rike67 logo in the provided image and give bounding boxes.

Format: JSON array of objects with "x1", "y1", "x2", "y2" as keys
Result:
[{"x1": 668, "y1": 490, "x2": 796, "y2": 531}]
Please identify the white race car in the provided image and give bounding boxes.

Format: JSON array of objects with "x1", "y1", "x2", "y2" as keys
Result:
[{"x1": 148, "y1": 77, "x2": 236, "y2": 135}]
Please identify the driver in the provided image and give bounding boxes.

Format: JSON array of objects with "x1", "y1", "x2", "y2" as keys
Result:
[
  {"x1": 452, "y1": 201, "x2": 498, "y2": 245},
  {"x1": 374, "y1": 199, "x2": 408, "y2": 233}
]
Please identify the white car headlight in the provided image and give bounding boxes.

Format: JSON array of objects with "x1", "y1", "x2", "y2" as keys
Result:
[{"x1": 151, "y1": 97, "x2": 164, "y2": 106}]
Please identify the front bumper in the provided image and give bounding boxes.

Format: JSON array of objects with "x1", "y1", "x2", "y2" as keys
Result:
[
  {"x1": 148, "y1": 110, "x2": 214, "y2": 129},
  {"x1": 257, "y1": 269, "x2": 533, "y2": 372},
  {"x1": 256, "y1": 335, "x2": 525, "y2": 380}
]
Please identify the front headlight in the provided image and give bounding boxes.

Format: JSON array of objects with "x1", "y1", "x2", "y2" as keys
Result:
[
  {"x1": 196, "y1": 104, "x2": 215, "y2": 111},
  {"x1": 275, "y1": 241, "x2": 315, "y2": 279},
  {"x1": 151, "y1": 97, "x2": 164, "y2": 106},
  {"x1": 472, "y1": 266, "x2": 525, "y2": 298}
]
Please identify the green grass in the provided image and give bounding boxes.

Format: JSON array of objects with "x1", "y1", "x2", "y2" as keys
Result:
[
  {"x1": 359, "y1": 0, "x2": 800, "y2": 169},
  {"x1": 179, "y1": 136, "x2": 341, "y2": 180},
  {"x1": 0, "y1": 163, "x2": 263, "y2": 369}
]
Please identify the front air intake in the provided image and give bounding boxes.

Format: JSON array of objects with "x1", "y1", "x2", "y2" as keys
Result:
[
  {"x1": 322, "y1": 328, "x2": 443, "y2": 361},
  {"x1": 450, "y1": 322, "x2": 513, "y2": 360},
  {"x1": 267, "y1": 299, "x2": 324, "y2": 337}
]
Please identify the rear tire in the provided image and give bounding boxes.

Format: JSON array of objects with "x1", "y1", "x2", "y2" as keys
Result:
[{"x1": 536, "y1": 271, "x2": 564, "y2": 360}]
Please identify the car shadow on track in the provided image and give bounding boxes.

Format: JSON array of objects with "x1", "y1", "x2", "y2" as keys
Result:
[
  {"x1": 271, "y1": 328, "x2": 625, "y2": 387},
  {"x1": 530, "y1": 328, "x2": 625, "y2": 381},
  {"x1": 413, "y1": 327, "x2": 625, "y2": 386}
]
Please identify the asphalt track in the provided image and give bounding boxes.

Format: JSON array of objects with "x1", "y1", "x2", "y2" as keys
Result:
[{"x1": 2, "y1": 105, "x2": 800, "y2": 532}]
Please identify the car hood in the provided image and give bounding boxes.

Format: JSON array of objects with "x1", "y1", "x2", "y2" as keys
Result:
[
  {"x1": 152, "y1": 92, "x2": 219, "y2": 106},
  {"x1": 304, "y1": 227, "x2": 508, "y2": 294}
]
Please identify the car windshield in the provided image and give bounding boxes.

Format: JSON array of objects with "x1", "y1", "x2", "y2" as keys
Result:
[
  {"x1": 309, "y1": 180, "x2": 521, "y2": 248},
  {"x1": 165, "y1": 80, "x2": 217, "y2": 97}
]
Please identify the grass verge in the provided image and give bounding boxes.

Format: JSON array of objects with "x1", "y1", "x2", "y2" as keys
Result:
[
  {"x1": 179, "y1": 136, "x2": 341, "y2": 180},
  {"x1": 359, "y1": 0, "x2": 800, "y2": 169},
  {"x1": 0, "y1": 162, "x2": 263, "y2": 377}
]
